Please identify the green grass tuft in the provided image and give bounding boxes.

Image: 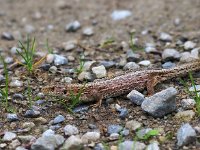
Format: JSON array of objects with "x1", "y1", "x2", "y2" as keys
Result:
[
  {"x1": 17, "y1": 36, "x2": 36, "y2": 73},
  {"x1": 180, "y1": 71, "x2": 200, "y2": 115},
  {"x1": 75, "y1": 54, "x2": 85, "y2": 75}
]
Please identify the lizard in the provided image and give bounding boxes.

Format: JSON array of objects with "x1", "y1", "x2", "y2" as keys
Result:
[{"x1": 42, "y1": 60, "x2": 200, "y2": 105}]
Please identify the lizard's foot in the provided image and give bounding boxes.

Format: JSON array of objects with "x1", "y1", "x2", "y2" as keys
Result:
[{"x1": 91, "y1": 98, "x2": 103, "y2": 108}]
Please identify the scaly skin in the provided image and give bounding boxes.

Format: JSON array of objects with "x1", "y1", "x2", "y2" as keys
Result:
[{"x1": 42, "y1": 60, "x2": 200, "y2": 103}]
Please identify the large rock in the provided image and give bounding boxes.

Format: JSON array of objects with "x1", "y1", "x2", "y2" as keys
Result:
[{"x1": 141, "y1": 87, "x2": 177, "y2": 117}]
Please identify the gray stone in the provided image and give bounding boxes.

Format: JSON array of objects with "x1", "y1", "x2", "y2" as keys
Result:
[
  {"x1": 46, "y1": 54, "x2": 54, "y2": 64},
  {"x1": 107, "y1": 125, "x2": 123, "y2": 134},
  {"x1": 31, "y1": 134, "x2": 65, "y2": 150},
  {"x1": 42, "y1": 129, "x2": 55, "y2": 137},
  {"x1": 24, "y1": 24, "x2": 35, "y2": 34},
  {"x1": 62, "y1": 77, "x2": 73, "y2": 83},
  {"x1": 60, "y1": 135, "x2": 83, "y2": 150},
  {"x1": 162, "y1": 49, "x2": 180, "y2": 61},
  {"x1": 49, "y1": 66, "x2": 57, "y2": 74},
  {"x1": 4, "y1": 56, "x2": 14, "y2": 64},
  {"x1": 159, "y1": 32, "x2": 172, "y2": 42},
  {"x1": 92, "y1": 65, "x2": 107, "y2": 78},
  {"x1": 177, "y1": 123, "x2": 196, "y2": 147},
  {"x1": 146, "y1": 142, "x2": 160, "y2": 150},
  {"x1": 118, "y1": 108, "x2": 128, "y2": 119},
  {"x1": 123, "y1": 62, "x2": 140, "y2": 70},
  {"x1": 82, "y1": 61, "x2": 96, "y2": 71},
  {"x1": 7, "y1": 113, "x2": 19, "y2": 122},
  {"x1": 9, "y1": 79, "x2": 23, "y2": 87},
  {"x1": 99, "y1": 60, "x2": 116, "y2": 69},
  {"x1": 125, "y1": 120, "x2": 142, "y2": 131},
  {"x1": 127, "y1": 90, "x2": 145, "y2": 105},
  {"x1": 111, "y1": 10, "x2": 132, "y2": 21},
  {"x1": 120, "y1": 129, "x2": 130, "y2": 136},
  {"x1": 78, "y1": 71, "x2": 93, "y2": 81},
  {"x1": 62, "y1": 40, "x2": 77, "y2": 51},
  {"x1": 1, "y1": 32, "x2": 14, "y2": 40},
  {"x1": 81, "y1": 131, "x2": 100, "y2": 144},
  {"x1": 83, "y1": 27, "x2": 94, "y2": 36},
  {"x1": 109, "y1": 133, "x2": 119, "y2": 141},
  {"x1": 141, "y1": 87, "x2": 177, "y2": 117},
  {"x1": 53, "y1": 54, "x2": 68, "y2": 66},
  {"x1": 53, "y1": 115, "x2": 65, "y2": 124},
  {"x1": 64, "y1": 125, "x2": 79, "y2": 136},
  {"x1": 162, "y1": 61, "x2": 176, "y2": 69},
  {"x1": 181, "y1": 99, "x2": 196, "y2": 110},
  {"x1": 118, "y1": 141, "x2": 146, "y2": 150},
  {"x1": 184, "y1": 41, "x2": 196, "y2": 50},
  {"x1": 24, "y1": 109, "x2": 40, "y2": 118},
  {"x1": 180, "y1": 51, "x2": 199, "y2": 63},
  {"x1": 65, "y1": 20, "x2": 81, "y2": 32},
  {"x1": 2, "y1": 132, "x2": 17, "y2": 141},
  {"x1": 138, "y1": 60, "x2": 151, "y2": 66},
  {"x1": 175, "y1": 110, "x2": 195, "y2": 122},
  {"x1": 13, "y1": 93, "x2": 24, "y2": 100},
  {"x1": 126, "y1": 50, "x2": 141, "y2": 62}
]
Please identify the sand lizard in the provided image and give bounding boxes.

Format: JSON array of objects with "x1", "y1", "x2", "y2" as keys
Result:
[{"x1": 42, "y1": 60, "x2": 200, "y2": 104}]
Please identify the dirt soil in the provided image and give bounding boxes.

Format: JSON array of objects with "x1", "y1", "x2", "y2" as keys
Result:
[{"x1": 1, "y1": 0, "x2": 200, "y2": 150}]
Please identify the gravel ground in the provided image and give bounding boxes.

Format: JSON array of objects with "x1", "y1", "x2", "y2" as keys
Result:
[{"x1": 0, "y1": 0, "x2": 200, "y2": 150}]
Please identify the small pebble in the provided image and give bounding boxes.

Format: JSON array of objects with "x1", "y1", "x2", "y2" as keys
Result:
[
  {"x1": 83, "y1": 27, "x2": 94, "y2": 36},
  {"x1": 81, "y1": 131, "x2": 100, "y2": 144},
  {"x1": 49, "y1": 66, "x2": 57, "y2": 74},
  {"x1": 2, "y1": 132, "x2": 17, "y2": 141},
  {"x1": 162, "y1": 48, "x2": 180, "y2": 61},
  {"x1": 184, "y1": 41, "x2": 196, "y2": 50},
  {"x1": 92, "y1": 65, "x2": 107, "y2": 78},
  {"x1": 10, "y1": 47, "x2": 21, "y2": 54},
  {"x1": 78, "y1": 71, "x2": 93, "y2": 81},
  {"x1": 138, "y1": 60, "x2": 151, "y2": 66},
  {"x1": 118, "y1": 141, "x2": 146, "y2": 150},
  {"x1": 24, "y1": 109, "x2": 40, "y2": 118},
  {"x1": 109, "y1": 133, "x2": 119, "y2": 141},
  {"x1": 123, "y1": 62, "x2": 140, "y2": 70},
  {"x1": 177, "y1": 123, "x2": 196, "y2": 147},
  {"x1": 7, "y1": 113, "x2": 19, "y2": 122},
  {"x1": 65, "y1": 20, "x2": 81, "y2": 32},
  {"x1": 53, "y1": 115, "x2": 65, "y2": 124},
  {"x1": 62, "y1": 40, "x2": 77, "y2": 51},
  {"x1": 107, "y1": 125, "x2": 123, "y2": 134},
  {"x1": 9, "y1": 79, "x2": 23, "y2": 87},
  {"x1": 99, "y1": 60, "x2": 116, "y2": 69},
  {"x1": 125, "y1": 120, "x2": 142, "y2": 131},
  {"x1": 126, "y1": 49, "x2": 141, "y2": 62},
  {"x1": 111, "y1": 10, "x2": 132, "y2": 21},
  {"x1": 46, "y1": 54, "x2": 55, "y2": 64},
  {"x1": 24, "y1": 24, "x2": 35, "y2": 33},
  {"x1": 60, "y1": 135, "x2": 83, "y2": 150},
  {"x1": 162, "y1": 61, "x2": 176, "y2": 69},
  {"x1": 63, "y1": 124, "x2": 79, "y2": 136},
  {"x1": 181, "y1": 99, "x2": 196, "y2": 110},
  {"x1": 1, "y1": 32, "x2": 14, "y2": 40},
  {"x1": 175, "y1": 110, "x2": 195, "y2": 122},
  {"x1": 127, "y1": 90, "x2": 145, "y2": 105},
  {"x1": 53, "y1": 54, "x2": 68, "y2": 66},
  {"x1": 159, "y1": 32, "x2": 172, "y2": 42}
]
